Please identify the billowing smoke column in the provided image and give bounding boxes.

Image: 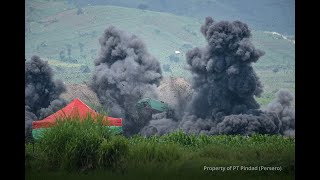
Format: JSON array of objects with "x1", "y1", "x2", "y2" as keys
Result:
[
  {"x1": 142, "y1": 17, "x2": 295, "y2": 136},
  {"x1": 25, "y1": 55, "x2": 67, "y2": 138},
  {"x1": 90, "y1": 26, "x2": 162, "y2": 135},
  {"x1": 185, "y1": 17, "x2": 264, "y2": 118}
]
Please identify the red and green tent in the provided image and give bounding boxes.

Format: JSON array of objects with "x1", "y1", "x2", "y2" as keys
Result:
[{"x1": 32, "y1": 98, "x2": 122, "y2": 140}]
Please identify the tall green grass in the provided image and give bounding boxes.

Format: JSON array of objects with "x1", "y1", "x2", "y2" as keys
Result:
[
  {"x1": 26, "y1": 117, "x2": 294, "y2": 179},
  {"x1": 28, "y1": 113, "x2": 128, "y2": 171}
]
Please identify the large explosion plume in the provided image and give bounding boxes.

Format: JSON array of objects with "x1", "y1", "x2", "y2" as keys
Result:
[
  {"x1": 25, "y1": 56, "x2": 67, "y2": 138},
  {"x1": 90, "y1": 26, "x2": 162, "y2": 135}
]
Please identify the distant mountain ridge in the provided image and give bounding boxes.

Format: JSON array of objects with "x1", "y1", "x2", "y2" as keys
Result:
[
  {"x1": 68, "y1": 0, "x2": 295, "y2": 35},
  {"x1": 26, "y1": 0, "x2": 295, "y2": 106}
]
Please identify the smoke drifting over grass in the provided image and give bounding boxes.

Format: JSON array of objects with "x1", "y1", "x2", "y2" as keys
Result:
[{"x1": 90, "y1": 26, "x2": 162, "y2": 135}]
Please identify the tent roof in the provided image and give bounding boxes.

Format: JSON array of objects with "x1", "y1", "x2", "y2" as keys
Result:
[{"x1": 32, "y1": 98, "x2": 122, "y2": 129}]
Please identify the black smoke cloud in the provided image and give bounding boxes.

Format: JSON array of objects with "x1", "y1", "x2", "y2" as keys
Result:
[
  {"x1": 38, "y1": 99, "x2": 68, "y2": 119},
  {"x1": 90, "y1": 26, "x2": 162, "y2": 135},
  {"x1": 141, "y1": 17, "x2": 295, "y2": 136},
  {"x1": 186, "y1": 17, "x2": 264, "y2": 118},
  {"x1": 266, "y1": 89, "x2": 295, "y2": 136},
  {"x1": 216, "y1": 89, "x2": 295, "y2": 136},
  {"x1": 140, "y1": 112, "x2": 177, "y2": 136},
  {"x1": 25, "y1": 56, "x2": 67, "y2": 138}
]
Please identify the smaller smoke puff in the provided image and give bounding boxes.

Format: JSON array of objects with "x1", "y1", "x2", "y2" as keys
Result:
[
  {"x1": 216, "y1": 89, "x2": 295, "y2": 136},
  {"x1": 266, "y1": 89, "x2": 295, "y2": 136},
  {"x1": 179, "y1": 114, "x2": 215, "y2": 135},
  {"x1": 140, "y1": 112, "x2": 177, "y2": 136},
  {"x1": 39, "y1": 99, "x2": 67, "y2": 119},
  {"x1": 216, "y1": 113, "x2": 281, "y2": 135}
]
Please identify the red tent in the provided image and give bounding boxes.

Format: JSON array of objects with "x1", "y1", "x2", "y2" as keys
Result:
[{"x1": 32, "y1": 98, "x2": 122, "y2": 129}]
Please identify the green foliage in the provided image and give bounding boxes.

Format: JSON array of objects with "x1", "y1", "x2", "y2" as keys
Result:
[
  {"x1": 98, "y1": 136, "x2": 129, "y2": 171},
  {"x1": 35, "y1": 113, "x2": 113, "y2": 171},
  {"x1": 26, "y1": 127, "x2": 294, "y2": 178},
  {"x1": 163, "y1": 129, "x2": 197, "y2": 146},
  {"x1": 129, "y1": 141, "x2": 181, "y2": 164}
]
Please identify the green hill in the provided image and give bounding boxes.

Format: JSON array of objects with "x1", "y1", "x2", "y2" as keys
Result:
[{"x1": 25, "y1": 0, "x2": 295, "y2": 106}]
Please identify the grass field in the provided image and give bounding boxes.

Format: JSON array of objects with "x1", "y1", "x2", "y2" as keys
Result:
[
  {"x1": 25, "y1": 115, "x2": 295, "y2": 179},
  {"x1": 25, "y1": 0, "x2": 295, "y2": 107}
]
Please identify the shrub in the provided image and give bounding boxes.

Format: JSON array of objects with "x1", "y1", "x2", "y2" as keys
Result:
[
  {"x1": 130, "y1": 141, "x2": 181, "y2": 165},
  {"x1": 98, "y1": 136, "x2": 129, "y2": 171},
  {"x1": 163, "y1": 129, "x2": 197, "y2": 146},
  {"x1": 37, "y1": 113, "x2": 112, "y2": 171},
  {"x1": 26, "y1": 125, "x2": 294, "y2": 176}
]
